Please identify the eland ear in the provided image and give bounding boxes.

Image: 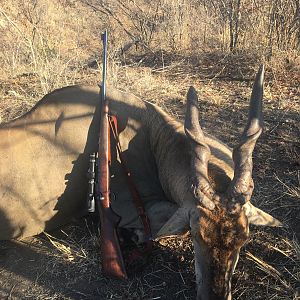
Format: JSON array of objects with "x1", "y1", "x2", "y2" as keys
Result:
[
  {"x1": 155, "y1": 208, "x2": 190, "y2": 240},
  {"x1": 243, "y1": 202, "x2": 283, "y2": 227}
]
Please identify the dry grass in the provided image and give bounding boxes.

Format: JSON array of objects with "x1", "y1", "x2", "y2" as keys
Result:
[
  {"x1": 0, "y1": 0, "x2": 299, "y2": 115},
  {"x1": 275, "y1": 173, "x2": 300, "y2": 201},
  {"x1": 0, "y1": 0, "x2": 300, "y2": 299}
]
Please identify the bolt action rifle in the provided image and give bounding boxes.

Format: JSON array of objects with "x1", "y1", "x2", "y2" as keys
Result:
[{"x1": 87, "y1": 30, "x2": 127, "y2": 279}]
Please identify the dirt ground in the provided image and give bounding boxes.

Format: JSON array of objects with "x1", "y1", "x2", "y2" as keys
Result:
[{"x1": 0, "y1": 59, "x2": 299, "y2": 300}]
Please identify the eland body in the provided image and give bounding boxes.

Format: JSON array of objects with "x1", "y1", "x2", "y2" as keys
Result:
[{"x1": 0, "y1": 66, "x2": 281, "y2": 299}]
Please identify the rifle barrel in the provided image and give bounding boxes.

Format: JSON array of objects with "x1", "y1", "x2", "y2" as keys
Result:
[{"x1": 101, "y1": 30, "x2": 108, "y2": 104}]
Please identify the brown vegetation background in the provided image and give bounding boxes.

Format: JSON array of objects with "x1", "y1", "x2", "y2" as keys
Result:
[
  {"x1": 0, "y1": 1, "x2": 299, "y2": 299},
  {"x1": 0, "y1": 0, "x2": 299, "y2": 122}
]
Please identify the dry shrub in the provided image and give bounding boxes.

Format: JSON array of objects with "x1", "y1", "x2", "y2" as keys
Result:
[
  {"x1": 1, "y1": 0, "x2": 299, "y2": 100},
  {"x1": 0, "y1": 0, "x2": 102, "y2": 94}
]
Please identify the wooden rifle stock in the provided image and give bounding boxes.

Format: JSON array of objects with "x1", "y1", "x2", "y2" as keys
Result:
[{"x1": 97, "y1": 30, "x2": 127, "y2": 279}]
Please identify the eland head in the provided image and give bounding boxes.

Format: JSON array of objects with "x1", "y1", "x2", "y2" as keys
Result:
[{"x1": 156, "y1": 65, "x2": 282, "y2": 300}]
